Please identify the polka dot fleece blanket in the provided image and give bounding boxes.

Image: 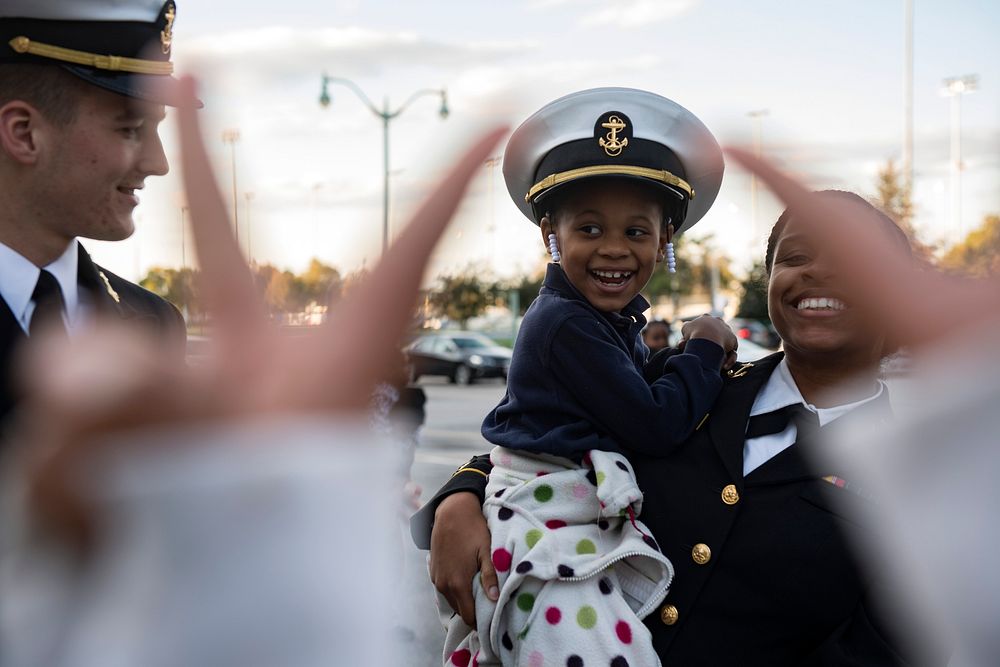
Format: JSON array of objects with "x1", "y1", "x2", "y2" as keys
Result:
[{"x1": 440, "y1": 447, "x2": 674, "y2": 667}]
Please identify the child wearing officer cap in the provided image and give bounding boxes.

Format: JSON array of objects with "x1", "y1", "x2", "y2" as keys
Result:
[{"x1": 440, "y1": 89, "x2": 737, "y2": 666}]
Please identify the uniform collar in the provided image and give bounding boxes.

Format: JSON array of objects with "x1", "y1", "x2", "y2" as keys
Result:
[
  {"x1": 750, "y1": 356, "x2": 887, "y2": 427},
  {"x1": 0, "y1": 239, "x2": 79, "y2": 332},
  {"x1": 540, "y1": 263, "x2": 650, "y2": 324}
]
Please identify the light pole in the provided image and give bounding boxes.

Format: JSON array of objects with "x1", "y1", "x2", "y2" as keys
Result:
[
  {"x1": 942, "y1": 74, "x2": 978, "y2": 240},
  {"x1": 318, "y1": 74, "x2": 448, "y2": 255},
  {"x1": 902, "y1": 0, "x2": 914, "y2": 194},
  {"x1": 180, "y1": 204, "x2": 188, "y2": 270},
  {"x1": 221, "y1": 128, "x2": 241, "y2": 246},
  {"x1": 747, "y1": 109, "x2": 768, "y2": 242},
  {"x1": 484, "y1": 155, "x2": 502, "y2": 269},
  {"x1": 245, "y1": 191, "x2": 255, "y2": 265},
  {"x1": 484, "y1": 156, "x2": 502, "y2": 234}
]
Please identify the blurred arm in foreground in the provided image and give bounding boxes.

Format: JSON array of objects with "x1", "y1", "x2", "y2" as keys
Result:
[
  {"x1": 729, "y1": 148, "x2": 1000, "y2": 667},
  {"x1": 0, "y1": 75, "x2": 505, "y2": 667}
]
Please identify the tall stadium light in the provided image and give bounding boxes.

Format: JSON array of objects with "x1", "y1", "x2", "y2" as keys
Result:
[
  {"x1": 221, "y1": 129, "x2": 241, "y2": 245},
  {"x1": 942, "y1": 74, "x2": 979, "y2": 240}
]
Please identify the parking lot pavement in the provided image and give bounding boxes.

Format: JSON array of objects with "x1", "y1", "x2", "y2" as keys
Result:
[{"x1": 395, "y1": 378, "x2": 506, "y2": 665}]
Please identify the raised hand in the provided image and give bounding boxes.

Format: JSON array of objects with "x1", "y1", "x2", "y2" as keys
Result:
[
  {"x1": 725, "y1": 148, "x2": 1000, "y2": 351},
  {"x1": 20, "y1": 75, "x2": 506, "y2": 548}
]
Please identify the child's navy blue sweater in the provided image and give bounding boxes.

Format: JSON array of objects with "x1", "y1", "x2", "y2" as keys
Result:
[{"x1": 482, "y1": 264, "x2": 725, "y2": 459}]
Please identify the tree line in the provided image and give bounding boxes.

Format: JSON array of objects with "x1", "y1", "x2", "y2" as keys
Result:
[
  {"x1": 141, "y1": 258, "x2": 352, "y2": 323},
  {"x1": 143, "y1": 160, "x2": 998, "y2": 327}
]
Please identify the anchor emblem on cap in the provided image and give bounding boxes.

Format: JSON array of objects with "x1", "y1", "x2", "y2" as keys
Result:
[
  {"x1": 599, "y1": 115, "x2": 629, "y2": 157},
  {"x1": 161, "y1": 2, "x2": 176, "y2": 54}
]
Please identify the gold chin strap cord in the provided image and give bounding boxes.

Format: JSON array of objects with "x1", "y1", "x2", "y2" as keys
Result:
[
  {"x1": 8, "y1": 36, "x2": 174, "y2": 75},
  {"x1": 526, "y1": 164, "x2": 695, "y2": 203}
]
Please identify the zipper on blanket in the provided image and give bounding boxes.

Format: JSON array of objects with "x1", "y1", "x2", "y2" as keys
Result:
[{"x1": 558, "y1": 549, "x2": 674, "y2": 619}]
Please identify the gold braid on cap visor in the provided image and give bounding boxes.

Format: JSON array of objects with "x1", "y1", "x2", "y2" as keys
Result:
[
  {"x1": 526, "y1": 164, "x2": 694, "y2": 203},
  {"x1": 8, "y1": 36, "x2": 174, "y2": 75}
]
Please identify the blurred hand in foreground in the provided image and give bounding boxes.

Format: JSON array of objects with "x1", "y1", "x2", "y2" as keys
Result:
[
  {"x1": 726, "y1": 148, "x2": 1000, "y2": 351},
  {"x1": 728, "y1": 148, "x2": 1000, "y2": 665},
  {"x1": 19, "y1": 76, "x2": 506, "y2": 550}
]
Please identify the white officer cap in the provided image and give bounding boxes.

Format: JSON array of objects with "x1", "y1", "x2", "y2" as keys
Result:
[
  {"x1": 0, "y1": 0, "x2": 196, "y2": 107},
  {"x1": 503, "y1": 87, "x2": 724, "y2": 234}
]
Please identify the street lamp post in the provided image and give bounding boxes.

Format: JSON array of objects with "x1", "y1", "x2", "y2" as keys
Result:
[
  {"x1": 902, "y1": 0, "x2": 914, "y2": 194},
  {"x1": 222, "y1": 129, "x2": 241, "y2": 246},
  {"x1": 484, "y1": 156, "x2": 502, "y2": 234},
  {"x1": 245, "y1": 191, "x2": 255, "y2": 265},
  {"x1": 747, "y1": 109, "x2": 768, "y2": 242},
  {"x1": 180, "y1": 204, "x2": 188, "y2": 270},
  {"x1": 484, "y1": 155, "x2": 502, "y2": 268},
  {"x1": 318, "y1": 75, "x2": 448, "y2": 255},
  {"x1": 942, "y1": 74, "x2": 978, "y2": 240}
]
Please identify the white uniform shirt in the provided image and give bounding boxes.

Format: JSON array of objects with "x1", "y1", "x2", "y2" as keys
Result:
[
  {"x1": 743, "y1": 357, "x2": 886, "y2": 476},
  {"x1": 0, "y1": 241, "x2": 82, "y2": 334}
]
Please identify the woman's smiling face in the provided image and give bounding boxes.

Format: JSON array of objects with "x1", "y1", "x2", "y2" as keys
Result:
[
  {"x1": 540, "y1": 180, "x2": 669, "y2": 313},
  {"x1": 767, "y1": 212, "x2": 889, "y2": 363}
]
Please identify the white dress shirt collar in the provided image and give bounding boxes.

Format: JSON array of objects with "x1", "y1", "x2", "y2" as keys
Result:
[
  {"x1": 0, "y1": 240, "x2": 80, "y2": 333},
  {"x1": 750, "y1": 356, "x2": 885, "y2": 427},
  {"x1": 743, "y1": 356, "x2": 886, "y2": 475}
]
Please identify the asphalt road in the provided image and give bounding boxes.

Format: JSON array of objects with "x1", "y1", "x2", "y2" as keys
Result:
[
  {"x1": 396, "y1": 377, "x2": 507, "y2": 666},
  {"x1": 411, "y1": 377, "x2": 506, "y2": 500}
]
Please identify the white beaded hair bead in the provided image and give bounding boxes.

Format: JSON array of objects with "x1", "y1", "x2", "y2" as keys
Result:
[
  {"x1": 548, "y1": 233, "x2": 561, "y2": 263},
  {"x1": 666, "y1": 241, "x2": 676, "y2": 274}
]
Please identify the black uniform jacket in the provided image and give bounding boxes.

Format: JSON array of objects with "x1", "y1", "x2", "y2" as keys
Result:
[
  {"x1": 412, "y1": 352, "x2": 933, "y2": 666},
  {"x1": 0, "y1": 242, "x2": 186, "y2": 428}
]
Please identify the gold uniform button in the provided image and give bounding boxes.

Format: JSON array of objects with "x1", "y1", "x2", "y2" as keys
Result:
[
  {"x1": 691, "y1": 543, "x2": 711, "y2": 565},
  {"x1": 721, "y1": 484, "x2": 740, "y2": 505},
  {"x1": 660, "y1": 604, "x2": 679, "y2": 625}
]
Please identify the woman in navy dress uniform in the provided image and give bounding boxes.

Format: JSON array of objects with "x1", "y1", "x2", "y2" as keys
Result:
[{"x1": 412, "y1": 106, "x2": 940, "y2": 663}]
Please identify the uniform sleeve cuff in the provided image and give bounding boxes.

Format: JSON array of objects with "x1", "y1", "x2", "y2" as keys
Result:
[{"x1": 683, "y1": 337, "x2": 726, "y2": 371}]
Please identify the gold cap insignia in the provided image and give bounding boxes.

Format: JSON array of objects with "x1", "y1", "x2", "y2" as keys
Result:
[
  {"x1": 596, "y1": 112, "x2": 630, "y2": 157},
  {"x1": 161, "y1": 2, "x2": 176, "y2": 55}
]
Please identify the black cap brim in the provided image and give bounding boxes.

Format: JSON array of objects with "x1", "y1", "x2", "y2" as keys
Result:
[
  {"x1": 532, "y1": 174, "x2": 688, "y2": 224},
  {"x1": 61, "y1": 64, "x2": 203, "y2": 108}
]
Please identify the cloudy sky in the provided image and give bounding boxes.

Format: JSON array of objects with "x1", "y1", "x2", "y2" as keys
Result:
[{"x1": 89, "y1": 0, "x2": 1000, "y2": 282}]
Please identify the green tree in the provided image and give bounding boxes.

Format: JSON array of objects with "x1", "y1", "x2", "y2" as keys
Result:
[
  {"x1": 429, "y1": 272, "x2": 497, "y2": 326},
  {"x1": 140, "y1": 266, "x2": 201, "y2": 320},
  {"x1": 872, "y1": 159, "x2": 913, "y2": 226},
  {"x1": 734, "y1": 260, "x2": 770, "y2": 321},
  {"x1": 299, "y1": 258, "x2": 342, "y2": 305},
  {"x1": 940, "y1": 214, "x2": 1000, "y2": 277},
  {"x1": 643, "y1": 235, "x2": 736, "y2": 313},
  {"x1": 871, "y1": 159, "x2": 935, "y2": 263},
  {"x1": 504, "y1": 272, "x2": 545, "y2": 315},
  {"x1": 252, "y1": 263, "x2": 305, "y2": 315}
]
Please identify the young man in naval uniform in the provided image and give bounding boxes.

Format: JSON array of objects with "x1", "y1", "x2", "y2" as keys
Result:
[{"x1": 0, "y1": 1, "x2": 190, "y2": 425}]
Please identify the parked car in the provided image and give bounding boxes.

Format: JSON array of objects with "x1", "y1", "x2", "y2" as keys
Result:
[
  {"x1": 729, "y1": 318, "x2": 781, "y2": 350},
  {"x1": 405, "y1": 332, "x2": 513, "y2": 385}
]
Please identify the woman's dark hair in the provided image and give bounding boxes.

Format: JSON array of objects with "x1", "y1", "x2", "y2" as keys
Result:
[{"x1": 764, "y1": 190, "x2": 912, "y2": 273}]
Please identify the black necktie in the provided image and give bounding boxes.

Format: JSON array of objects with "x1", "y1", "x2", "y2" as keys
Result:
[
  {"x1": 745, "y1": 403, "x2": 820, "y2": 442},
  {"x1": 29, "y1": 270, "x2": 69, "y2": 338}
]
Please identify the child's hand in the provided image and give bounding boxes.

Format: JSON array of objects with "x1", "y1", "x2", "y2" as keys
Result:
[{"x1": 680, "y1": 315, "x2": 739, "y2": 369}]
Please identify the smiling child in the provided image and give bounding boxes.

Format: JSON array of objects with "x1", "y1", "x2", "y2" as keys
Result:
[{"x1": 440, "y1": 89, "x2": 737, "y2": 667}]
